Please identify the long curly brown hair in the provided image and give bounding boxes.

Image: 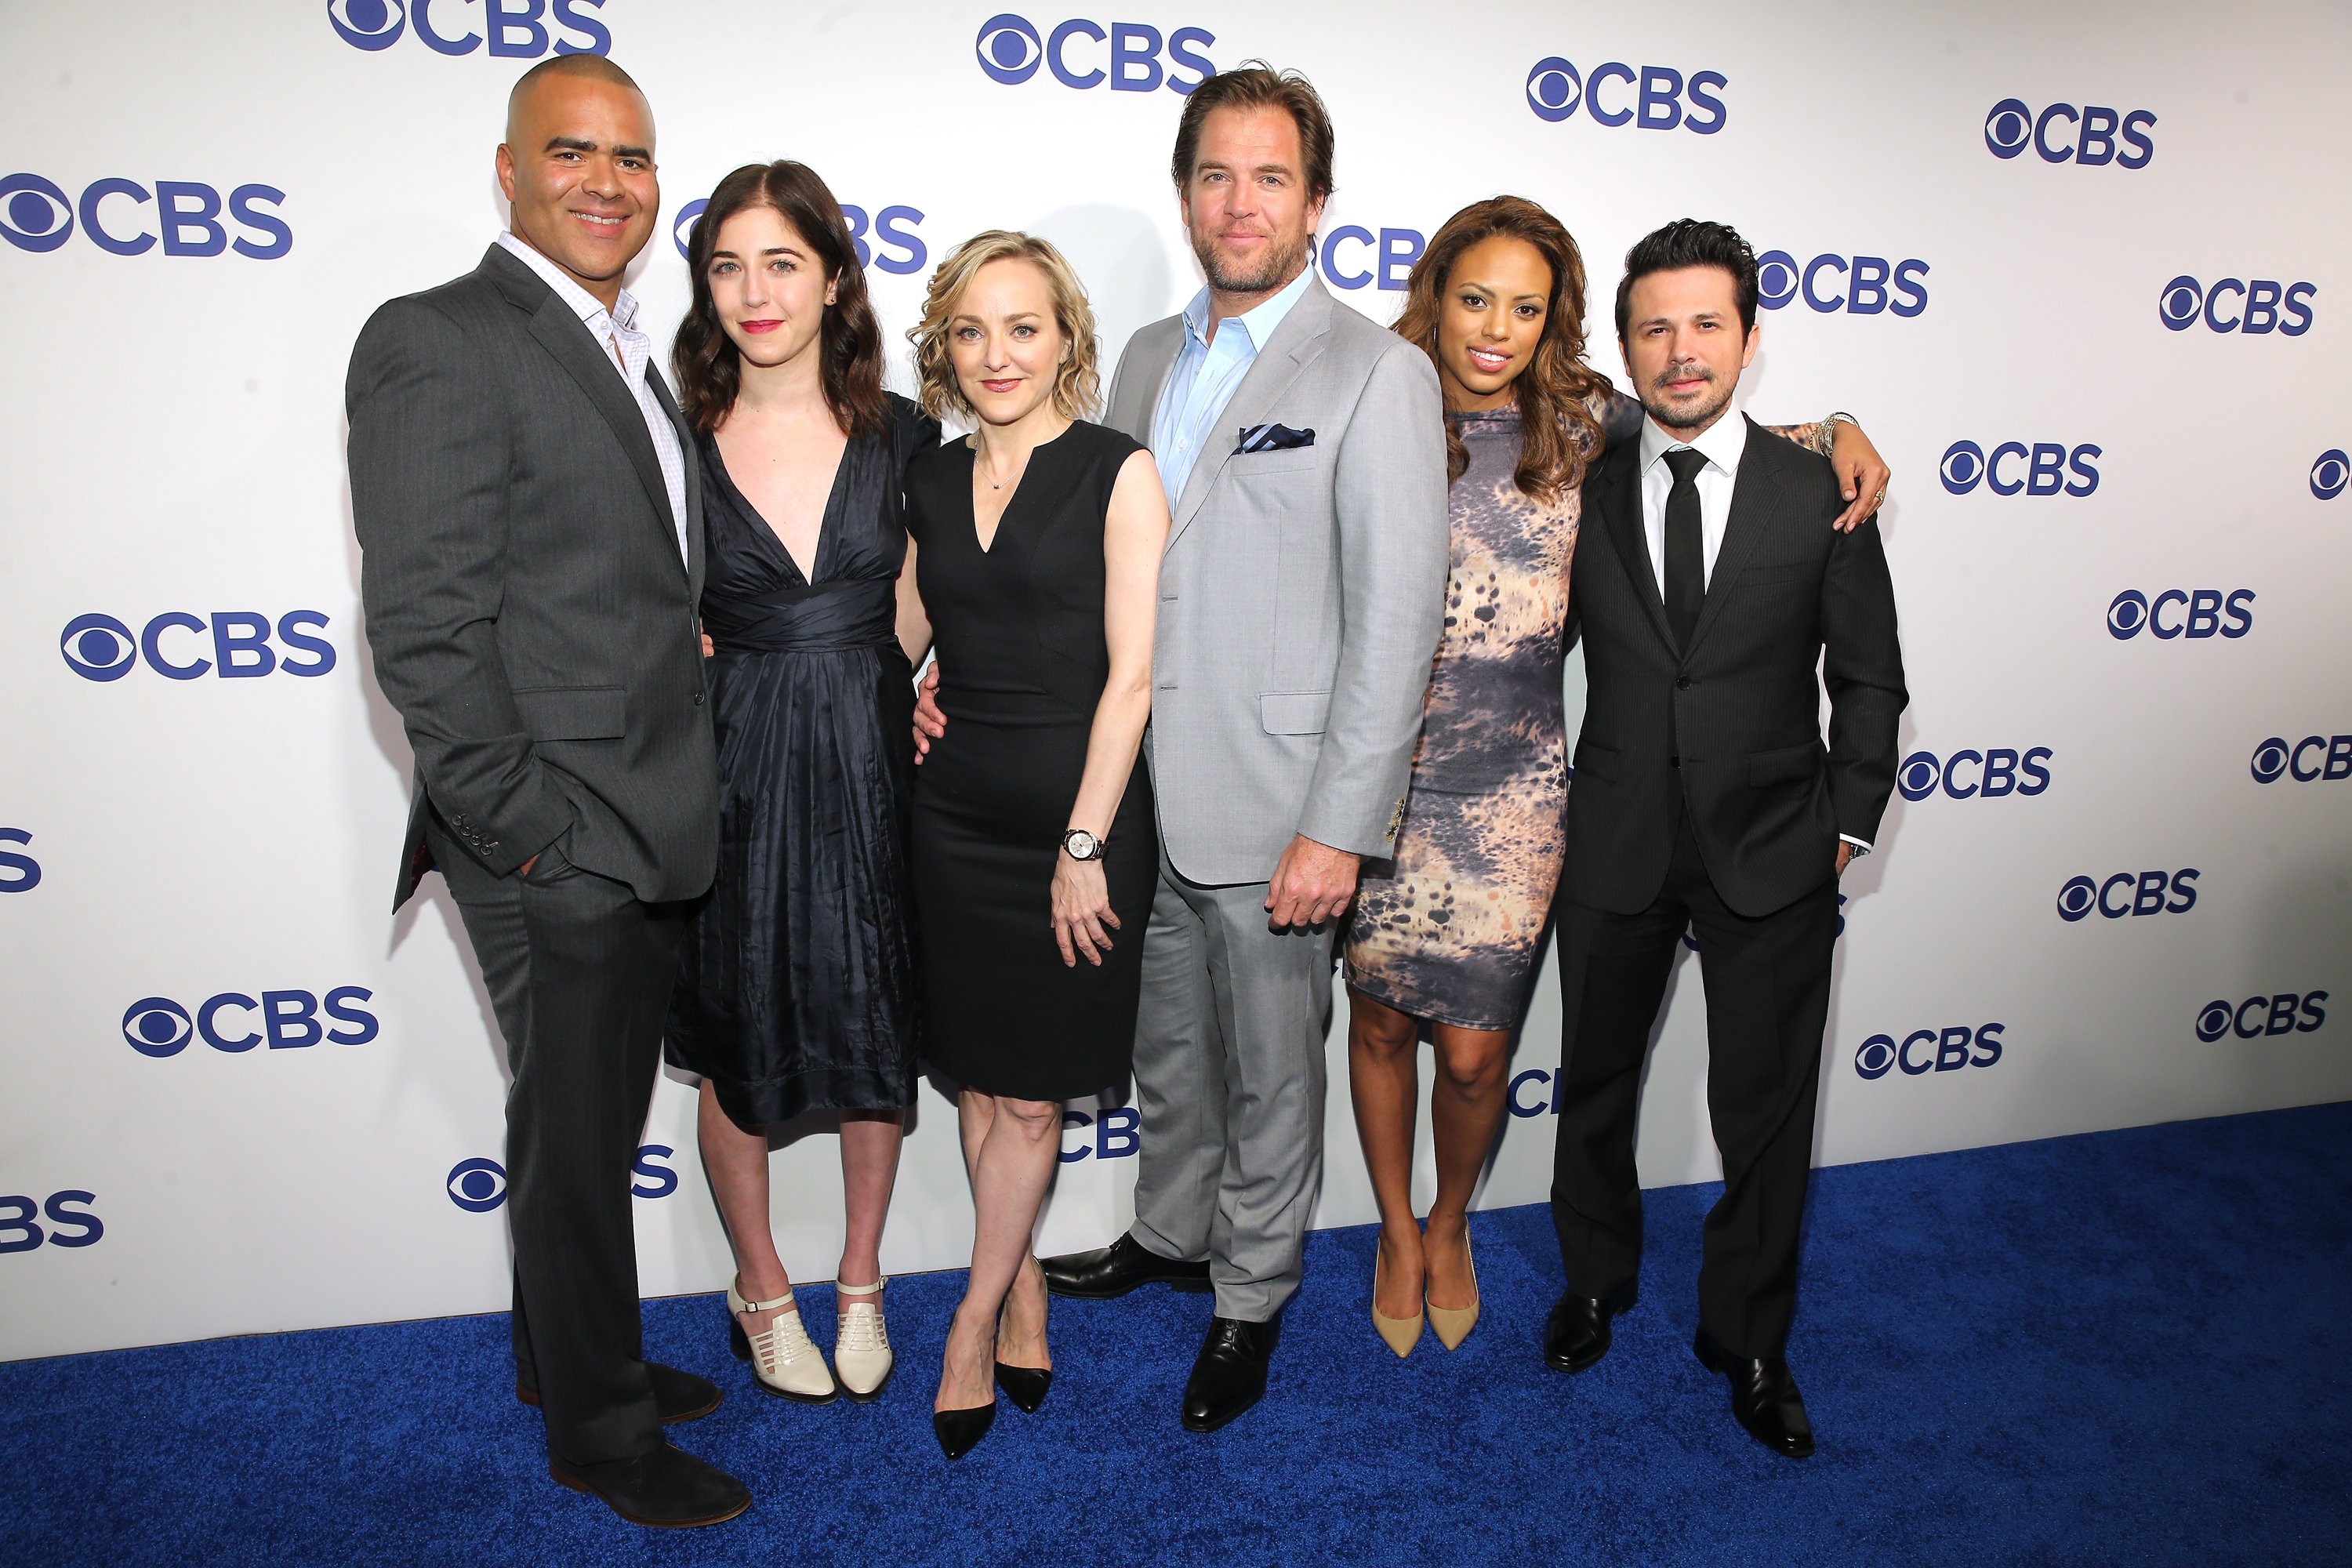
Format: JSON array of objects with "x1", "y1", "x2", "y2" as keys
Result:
[
  {"x1": 1392, "y1": 195, "x2": 1610, "y2": 504},
  {"x1": 670, "y1": 160, "x2": 888, "y2": 438}
]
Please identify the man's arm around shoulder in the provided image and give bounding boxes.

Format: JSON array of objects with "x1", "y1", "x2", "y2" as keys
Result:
[{"x1": 347, "y1": 296, "x2": 572, "y2": 877}]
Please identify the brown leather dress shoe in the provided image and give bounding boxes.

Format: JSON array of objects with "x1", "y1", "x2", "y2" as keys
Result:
[
  {"x1": 516, "y1": 1363, "x2": 720, "y2": 1425},
  {"x1": 549, "y1": 1441, "x2": 750, "y2": 1528}
]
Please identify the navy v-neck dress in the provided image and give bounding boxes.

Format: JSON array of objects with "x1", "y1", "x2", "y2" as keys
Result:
[{"x1": 666, "y1": 394, "x2": 939, "y2": 1127}]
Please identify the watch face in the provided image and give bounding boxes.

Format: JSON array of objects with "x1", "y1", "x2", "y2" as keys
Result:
[{"x1": 1065, "y1": 830, "x2": 1098, "y2": 859}]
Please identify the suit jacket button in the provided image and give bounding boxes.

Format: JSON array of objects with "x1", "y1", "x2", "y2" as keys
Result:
[
  {"x1": 694, "y1": 690, "x2": 706, "y2": 706},
  {"x1": 1675, "y1": 676, "x2": 1693, "y2": 690}
]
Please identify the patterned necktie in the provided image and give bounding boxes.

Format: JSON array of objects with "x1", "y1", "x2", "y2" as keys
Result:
[{"x1": 1662, "y1": 447, "x2": 1708, "y2": 649}]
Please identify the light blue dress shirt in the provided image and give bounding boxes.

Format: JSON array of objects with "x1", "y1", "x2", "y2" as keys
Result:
[{"x1": 1149, "y1": 263, "x2": 1318, "y2": 507}]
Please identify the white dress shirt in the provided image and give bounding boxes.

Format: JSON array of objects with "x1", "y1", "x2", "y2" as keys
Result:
[
  {"x1": 1637, "y1": 411, "x2": 1870, "y2": 855},
  {"x1": 495, "y1": 230, "x2": 689, "y2": 567},
  {"x1": 1149, "y1": 263, "x2": 1317, "y2": 506}
]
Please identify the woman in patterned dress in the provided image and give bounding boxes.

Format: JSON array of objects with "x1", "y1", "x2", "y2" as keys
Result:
[{"x1": 1344, "y1": 196, "x2": 1892, "y2": 1355}]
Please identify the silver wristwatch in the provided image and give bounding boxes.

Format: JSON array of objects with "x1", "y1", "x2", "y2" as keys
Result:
[{"x1": 1061, "y1": 828, "x2": 1105, "y2": 862}]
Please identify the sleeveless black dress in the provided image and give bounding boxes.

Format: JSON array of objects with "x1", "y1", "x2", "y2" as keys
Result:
[
  {"x1": 906, "y1": 419, "x2": 1158, "y2": 1102},
  {"x1": 667, "y1": 394, "x2": 939, "y2": 1127}
]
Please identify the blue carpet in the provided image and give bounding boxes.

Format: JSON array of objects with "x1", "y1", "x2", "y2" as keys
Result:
[{"x1": 5, "y1": 1104, "x2": 2349, "y2": 1566}]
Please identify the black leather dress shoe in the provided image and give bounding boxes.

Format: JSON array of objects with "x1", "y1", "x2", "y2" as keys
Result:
[
  {"x1": 933, "y1": 1400, "x2": 998, "y2": 1461},
  {"x1": 1181, "y1": 1316, "x2": 1276, "y2": 1432},
  {"x1": 1542, "y1": 1289, "x2": 1633, "y2": 1375},
  {"x1": 517, "y1": 1363, "x2": 721, "y2": 1425},
  {"x1": 1041, "y1": 1234, "x2": 1213, "y2": 1298},
  {"x1": 1693, "y1": 1327, "x2": 1814, "y2": 1458},
  {"x1": 994, "y1": 1362, "x2": 1052, "y2": 1414},
  {"x1": 549, "y1": 1441, "x2": 750, "y2": 1528}
]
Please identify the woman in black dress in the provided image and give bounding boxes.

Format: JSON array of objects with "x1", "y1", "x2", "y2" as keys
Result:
[
  {"x1": 666, "y1": 162, "x2": 936, "y2": 1403},
  {"x1": 898, "y1": 231, "x2": 1168, "y2": 1457}
]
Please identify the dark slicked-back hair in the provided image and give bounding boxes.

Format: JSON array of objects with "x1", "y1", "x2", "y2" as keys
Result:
[
  {"x1": 1613, "y1": 219, "x2": 1760, "y2": 342},
  {"x1": 1170, "y1": 63, "x2": 1335, "y2": 201},
  {"x1": 672, "y1": 161, "x2": 887, "y2": 438}
]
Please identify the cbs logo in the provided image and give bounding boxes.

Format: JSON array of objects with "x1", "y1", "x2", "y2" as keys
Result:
[
  {"x1": 2250, "y1": 735, "x2": 2350, "y2": 784},
  {"x1": 1853, "y1": 1023, "x2": 2005, "y2": 1080},
  {"x1": 672, "y1": 198, "x2": 927, "y2": 276},
  {"x1": 1523, "y1": 57, "x2": 1727, "y2": 133},
  {"x1": 2106, "y1": 590, "x2": 2253, "y2": 641},
  {"x1": 0, "y1": 829, "x2": 37, "y2": 895},
  {"x1": 60, "y1": 612, "x2": 336, "y2": 683},
  {"x1": 1320, "y1": 226, "x2": 1425, "y2": 292},
  {"x1": 447, "y1": 1146, "x2": 676, "y2": 1211},
  {"x1": 975, "y1": 15, "x2": 1214, "y2": 93},
  {"x1": 2158, "y1": 275, "x2": 2315, "y2": 336},
  {"x1": 1983, "y1": 100, "x2": 2154, "y2": 167},
  {"x1": 0, "y1": 1192, "x2": 103, "y2": 1254},
  {"x1": 1059, "y1": 1107, "x2": 1141, "y2": 1162},
  {"x1": 1897, "y1": 748, "x2": 2052, "y2": 801},
  {"x1": 1756, "y1": 252, "x2": 1927, "y2": 318},
  {"x1": 2057, "y1": 869, "x2": 2198, "y2": 922},
  {"x1": 1, "y1": 174, "x2": 290, "y2": 260},
  {"x1": 2313, "y1": 450, "x2": 2348, "y2": 501},
  {"x1": 122, "y1": 989, "x2": 379, "y2": 1058},
  {"x1": 1506, "y1": 1068, "x2": 1563, "y2": 1117},
  {"x1": 1939, "y1": 441, "x2": 2099, "y2": 497},
  {"x1": 327, "y1": 0, "x2": 611, "y2": 56},
  {"x1": 2194, "y1": 992, "x2": 2327, "y2": 1042}
]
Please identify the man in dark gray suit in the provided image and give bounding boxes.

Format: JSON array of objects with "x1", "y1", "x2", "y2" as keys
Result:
[
  {"x1": 347, "y1": 56, "x2": 742, "y2": 1527},
  {"x1": 1542, "y1": 220, "x2": 1906, "y2": 1460}
]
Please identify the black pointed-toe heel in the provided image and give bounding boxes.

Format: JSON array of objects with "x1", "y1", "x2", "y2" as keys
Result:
[
  {"x1": 932, "y1": 1400, "x2": 998, "y2": 1460},
  {"x1": 993, "y1": 1362, "x2": 1053, "y2": 1414}
]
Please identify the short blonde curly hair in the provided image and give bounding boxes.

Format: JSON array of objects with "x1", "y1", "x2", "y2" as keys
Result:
[{"x1": 909, "y1": 230, "x2": 1102, "y2": 423}]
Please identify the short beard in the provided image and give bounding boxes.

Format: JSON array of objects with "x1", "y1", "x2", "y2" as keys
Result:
[
  {"x1": 1639, "y1": 358, "x2": 1735, "y2": 433},
  {"x1": 1194, "y1": 229, "x2": 1311, "y2": 296}
]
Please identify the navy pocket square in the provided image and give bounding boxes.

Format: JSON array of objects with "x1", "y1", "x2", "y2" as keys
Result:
[{"x1": 1234, "y1": 422, "x2": 1316, "y2": 454}]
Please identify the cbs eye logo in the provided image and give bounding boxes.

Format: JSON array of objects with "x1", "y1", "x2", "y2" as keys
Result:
[
  {"x1": 1853, "y1": 1023, "x2": 2005, "y2": 1080},
  {"x1": 1, "y1": 173, "x2": 291, "y2": 260},
  {"x1": 2056, "y1": 869, "x2": 2198, "y2": 922},
  {"x1": 60, "y1": 612, "x2": 335, "y2": 682},
  {"x1": 327, "y1": 0, "x2": 612, "y2": 56},
  {"x1": 1755, "y1": 251, "x2": 1927, "y2": 318},
  {"x1": 122, "y1": 989, "x2": 379, "y2": 1057},
  {"x1": 448, "y1": 1147, "x2": 677, "y2": 1210},
  {"x1": 1940, "y1": 441, "x2": 2099, "y2": 497},
  {"x1": 2250, "y1": 735, "x2": 2351, "y2": 784},
  {"x1": 2195, "y1": 992, "x2": 2327, "y2": 1042},
  {"x1": 1983, "y1": 99, "x2": 2154, "y2": 167},
  {"x1": 2106, "y1": 589, "x2": 2253, "y2": 641},
  {"x1": 1523, "y1": 56, "x2": 1727, "y2": 133},
  {"x1": 2314, "y1": 450, "x2": 2348, "y2": 501},
  {"x1": 975, "y1": 14, "x2": 1214, "y2": 93},
  {"x1": 1898, "y1": 747, "x2": 2051, "y2": 801},
  {"x1": 2158, "y1": 275, "x2": 2314, "y2": 336},
  {"x1": 673, "y1": 197, "x2": 927, "y2": 276}
]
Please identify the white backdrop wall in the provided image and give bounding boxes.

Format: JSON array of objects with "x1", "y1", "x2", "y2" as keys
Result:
[{"x1": 3, "y1": 1, "x2": 2348, "y2": 1361}]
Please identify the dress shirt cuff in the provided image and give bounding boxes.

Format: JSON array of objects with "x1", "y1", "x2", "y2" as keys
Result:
[{"x1": 1838, "y1": 834, "x2": 1872, "y2": 857}]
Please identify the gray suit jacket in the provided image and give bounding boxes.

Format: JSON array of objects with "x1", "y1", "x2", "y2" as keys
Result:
[
  {"x1": 347, "y1": 244, "x2": 718, "y2": 909},
  {"x1": 1105, "y1": 273, "x2": 1448, "y2": 885}
]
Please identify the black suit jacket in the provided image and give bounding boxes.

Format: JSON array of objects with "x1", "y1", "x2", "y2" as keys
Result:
[
  {"x1": 347, "y1": 244, "x2": 718, "y2": 909},
  {"x1": 1565, "y1": 416, "x2": 1906, "y2": 917}
]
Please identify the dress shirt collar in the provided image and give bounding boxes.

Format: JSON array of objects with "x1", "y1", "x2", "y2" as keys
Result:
[
  {"x1": 1639, "y1": 406, "x2": 1748, "y2": 481},
  {"x1": 496, "y1": 229, "x2": 641, "y2": 334},
  {"x1": 1179, "y1": 260, "x2": 1317, "y2": 356}
]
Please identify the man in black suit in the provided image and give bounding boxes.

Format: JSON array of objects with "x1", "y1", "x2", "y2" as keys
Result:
[
  {"x1": 347, "y1": 56, "x2": 742, "y2": 1526},
  {"x1": 1541, "y1": 220, "x2": 1906, "y2": 1458}
]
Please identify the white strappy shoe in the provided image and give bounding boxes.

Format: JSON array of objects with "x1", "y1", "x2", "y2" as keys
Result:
[
  {"x1": 727, "y1": 1278, "x2": 837, "y2": 1403},
  {"x1": 833, "y1": 1276, "x2": 893, "y2": 1401}
]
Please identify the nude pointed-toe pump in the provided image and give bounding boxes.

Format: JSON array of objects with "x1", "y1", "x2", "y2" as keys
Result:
[
  {"x1": 1372, "y1": 1247, "x2": 1425, "y2": 1358},
  {"x1": 1426, "y1": 1230, "x2": 1482, "y2": 1351}
]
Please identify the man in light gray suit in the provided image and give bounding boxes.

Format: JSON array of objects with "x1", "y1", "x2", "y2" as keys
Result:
[
  {"x1": 1030, "y1": 64, "x2": 1449, "y2": 1431},
  {"x1": 347, "y1": 57, "x2": 745, "y2": 1527}
]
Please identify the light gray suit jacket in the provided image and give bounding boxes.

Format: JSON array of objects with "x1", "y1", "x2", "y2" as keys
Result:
[{"x1": 1105, "y1": 272, "x2": 1449, "y2": 886}]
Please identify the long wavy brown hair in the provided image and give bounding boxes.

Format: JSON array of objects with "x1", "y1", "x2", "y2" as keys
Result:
[
  {"x1": 671, "y1": 160, "x2": 888, "y2": 438},
  {"x1": 1392, "y1": 195, "x2": 1610, "y2": 504}
]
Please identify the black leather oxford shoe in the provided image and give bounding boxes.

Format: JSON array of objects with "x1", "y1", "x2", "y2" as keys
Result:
[
  {"x1": 549, "y1": 1441, "x2": 750, "y2": 1528},
  {"x1": 1542, "y1": 1291, "x2": 1628, "y2": 1375},
  {"x1": 517, "y1": 1363, "x2": 720, "y2": 1425},
  {"x1": 1041, "y1": 1233, "x2": 1212, "y2": 1299},
  {"x1": 1181, "y1": 1316, "x2": 1277, "y2": 1432},
  {"x1": 1693, "y1": 1327, "x2": 1815, "y2": 1458}
]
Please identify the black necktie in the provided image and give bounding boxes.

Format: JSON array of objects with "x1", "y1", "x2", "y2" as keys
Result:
[{"x1": 1661, "y1": 447, "x2": 1708, "y2": 649}]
